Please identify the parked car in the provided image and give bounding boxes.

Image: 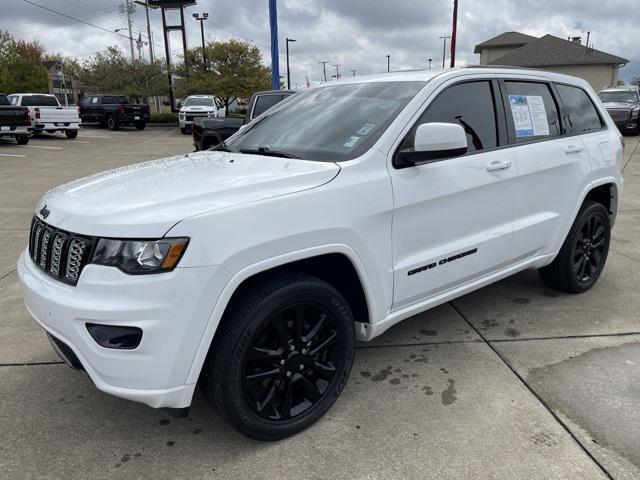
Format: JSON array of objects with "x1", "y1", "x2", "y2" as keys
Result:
[
  {"x1": 178, "y1": 95, "x2": 225, "y2": 134},
  {"x1": 18, "y1": 68, "x2": 622, "y2": 441},
  {"x1": 192, "y1": 90, "x2": 294, "y2": 150},
  {"x1": 598, "y1": 85, "x2": 640, "y2": 135},
  {"x1": 8, "y1": 93, "x2": 81, "y2": 139},
  {"x1": 79, "y1": 94, "x2": 150, "y2": 130},
  {"x1": 0, "y1": 93, "x2": 31, "y2": 145}
]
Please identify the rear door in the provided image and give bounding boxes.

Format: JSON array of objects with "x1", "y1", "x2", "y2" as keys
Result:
[
  {"x1": 389, "y1": 78, "x2": 517, "y2": 310},
  {"x1": 501, "y1": 79, "x2": 592, "y2": 258}
]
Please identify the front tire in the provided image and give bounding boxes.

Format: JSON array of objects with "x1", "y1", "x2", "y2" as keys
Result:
[
  {"x1": 538, "y1": 200, "x2": 611, "y2": 293},
  {"x1": 201, "y1": 272, "x2": 355, "y2": 441},
  {"x1": 135, "y1": 121, "x2": 146, "y2": 130}
]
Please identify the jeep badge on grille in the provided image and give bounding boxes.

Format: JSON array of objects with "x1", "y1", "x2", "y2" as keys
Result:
[{"x1": 39, "y1": 205, "x2": 50, "y2": 219}]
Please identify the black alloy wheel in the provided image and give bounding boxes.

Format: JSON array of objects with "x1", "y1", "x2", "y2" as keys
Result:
[
  {"x1": 572, "y1": 213, "x2": 607, "y2": 284},
  {"x1": 539, "y1": 200, "x2": 611, "y2": 293},
  {"x1": 201, "y1": 272, "x2": 355, "y2": 441},
  {"x1": 242, "y1": 302, "x2": 342, "y2": 421}
]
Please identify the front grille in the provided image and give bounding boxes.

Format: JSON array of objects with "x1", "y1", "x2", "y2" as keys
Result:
[
  {"x1": 28, "y1": 217, "x2": 94, "y2": 286},
  {"x1": 47, "y1": 333, "x2": 84, "y2": 370},
  {"x1": 186, "y1": 113, "x2": 208, "y2": 122},
  {"x1": 607, "y1": 108, "x2": 630, "y2": 121}
]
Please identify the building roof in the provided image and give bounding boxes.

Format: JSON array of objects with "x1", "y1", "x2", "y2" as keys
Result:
[
  {"x1": 487, "y1": 34, "x2": 629, "y2": 67},
  {"x1": 473, "y1": 31, "x2": 537, "y2": 53}
]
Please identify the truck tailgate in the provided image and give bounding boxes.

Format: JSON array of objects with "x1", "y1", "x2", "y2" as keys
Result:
[{"x1": 35, "y1": 106, "x2": 80, "y2": 124}]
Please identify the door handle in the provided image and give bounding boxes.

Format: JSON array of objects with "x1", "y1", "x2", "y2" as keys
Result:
[
  {"x1": 564, "y1": 144, "x2": 584, "y2": 154},
  {"x1": 486, "y1": 160, "x2": 512, "y2": 172}
]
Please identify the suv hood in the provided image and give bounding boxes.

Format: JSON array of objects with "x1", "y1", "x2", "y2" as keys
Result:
[
  {"x1": 38, "y1": 151, "x2": 340, "y2": 237},
  {"x1": 180, "y1": 106, "x2": 216, "y2": 113}
]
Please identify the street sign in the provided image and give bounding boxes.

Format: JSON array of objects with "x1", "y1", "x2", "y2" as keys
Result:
[{"x1": 147, "y1": 0, "x2": 196, "y2": 7}]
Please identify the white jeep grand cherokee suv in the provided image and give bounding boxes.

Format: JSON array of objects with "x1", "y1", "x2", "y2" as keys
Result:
[{"x1": 18, "y1": 68, "x2": 623, "y2": 440}]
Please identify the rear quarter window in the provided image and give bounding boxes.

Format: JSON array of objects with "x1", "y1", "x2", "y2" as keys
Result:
[
  {"x1": 504, "y1": 81, "x2": 562, "y2": 143},
  {"x1": 556, "y1": 84, "x2": 604, "y2": 133}
]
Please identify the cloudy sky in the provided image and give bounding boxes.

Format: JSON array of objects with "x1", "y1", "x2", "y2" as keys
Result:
[{"x1": 3, "y1": 0, "x2": 639, "y2": 88}]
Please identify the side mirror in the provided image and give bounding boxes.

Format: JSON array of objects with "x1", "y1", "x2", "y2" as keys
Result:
[
  {"x1": 397, "y1": 122, "x2": 467, "y2": 167},
  {"x1": 176, "y1": 101, "x2": 182, "y2": 109}
]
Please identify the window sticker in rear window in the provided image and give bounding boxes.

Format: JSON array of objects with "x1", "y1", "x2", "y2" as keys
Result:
[{"x1": 508, "y1": 95, "x2": 549, "y2": 137}]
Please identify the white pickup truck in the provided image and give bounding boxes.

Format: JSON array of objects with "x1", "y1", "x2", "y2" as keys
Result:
[{"x1": 9, "y1": 93, "x2": 81, "y2": 139}]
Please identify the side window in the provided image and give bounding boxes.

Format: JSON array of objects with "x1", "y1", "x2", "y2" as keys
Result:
[
  {"x1": 504, "y1": 81, "x2": 561, "y2": 142},
  {"x1": 9, "y1": 96, "x2": 19, "y2": 105},
  {"x1": 252, "y1": 95, "x2": 281, "y2": 118},
  {"x1": 555, "y1": 84, "x2": 603, "y2": 133},
  {"x1": 400, "y1": 81, "x2": 498, "y2": 153},
  {"x1": 91, "y1": 97, "x2": 99, "y2": 104}
]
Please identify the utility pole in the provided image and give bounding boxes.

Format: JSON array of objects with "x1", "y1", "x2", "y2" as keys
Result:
[
  {"x1": 120, "y1": 0, "x2": 136, "y2": 62},
  {"x1": 332, "y1": 64, "x2": 341, "y2": 80},
  {"x1": 386, "y1": 54, "x2": 390, "y2": 72},
  {"x1": 286, "y1": 37, "x2": 296, "y2": 90},
  {"x1": 439, "y1": 35, "x2": 451, "y2": 68},
  {"x1": 351, "y1": 69, "x2": 358, "y2": 77},
  {"x1": 192, "y1": 12, "x2": 209, "y2": 72},
  {"x1": 319, "y1": 60, "x2": 329, "y2": 82},
  {"x1": 428, "y1": 58, "x2": 432, "y2": 70},
  {"x1": 450, "y1": 0, "x2": 458, "y2": 67}
]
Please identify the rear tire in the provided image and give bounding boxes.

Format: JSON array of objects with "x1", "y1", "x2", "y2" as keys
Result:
[
  {"x1": 15, "y1": 135, "x2": 29, "y2": 145},
  {"x1": 200, "y1": 271, "x2": 355, "y2": 441},
  {"x1": 106, "y1": 115, "x2": 119, "y2": 130},
  {"x1": 135, "y1": 121, "x2": 146, "y2": 130},
  {"x1": 65, "y1": 130, "x2": 78, "y2": 139},
  {"x1": 180, "y1": 127, "x2": 188, "y2": 134},
  {"x1": 538, "y1": 200, "x2": 610, "y2": 293}
]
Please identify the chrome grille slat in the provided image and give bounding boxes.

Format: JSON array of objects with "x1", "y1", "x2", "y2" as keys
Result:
[
  {"x1": 27, "y1": 217, "x2": 92, "y2": 286},
  {"x1": 607, "y1": 108, "x2": 630, "y2": 121}
]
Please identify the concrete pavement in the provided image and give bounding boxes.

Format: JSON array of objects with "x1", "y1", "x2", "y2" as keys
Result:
[{"x1": 0, "y1": 127, "x2": 638, "y2": 479}]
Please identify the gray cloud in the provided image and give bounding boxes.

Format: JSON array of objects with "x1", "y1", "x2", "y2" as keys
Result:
[{"x1": 3, "y1": 0, "x2": 638, "y2": 89}]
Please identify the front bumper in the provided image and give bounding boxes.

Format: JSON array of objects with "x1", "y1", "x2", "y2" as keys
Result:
[
  {"x1": 17, "y1": 250, "x2": 226, "y2": 408},
  {"x1": 612, "y1": 117, "x2": 639, "y2": 132}
]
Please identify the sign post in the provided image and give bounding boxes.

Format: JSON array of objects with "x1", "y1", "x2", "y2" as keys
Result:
[{"x1": 148, "y1": 0, "x2": 196, "y2": 112}]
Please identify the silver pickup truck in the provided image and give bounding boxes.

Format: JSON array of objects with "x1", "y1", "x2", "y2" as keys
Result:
[{"x1": 9, "y1": 93, "x2": 81, "y2": 139}]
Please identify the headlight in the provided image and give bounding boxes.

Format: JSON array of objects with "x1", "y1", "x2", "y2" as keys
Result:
[
  {"x1": 631, "y1": 107, "x2": 640, "y2": 119},
  {"x1": 179, "y1": 113, "x2": 185, "y2": 119},
  {"x1": 92, "y1": 238, "x2": 189, "y2": 274}
]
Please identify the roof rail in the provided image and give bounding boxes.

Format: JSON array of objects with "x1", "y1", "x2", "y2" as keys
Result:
[{"x1": 465, "y1": 65, "x2": 537, "y2": 70}]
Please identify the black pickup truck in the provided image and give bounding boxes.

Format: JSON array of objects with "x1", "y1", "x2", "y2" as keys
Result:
[
  {"x1": 79, "y1": 94, "x2": 150, "y2": 130},
  {"x1": 192, "y1": 90, "x2": 294, "y2": 151},
  {"x1": 0, "y1": 93, "x2": 31, "y2": 145}
]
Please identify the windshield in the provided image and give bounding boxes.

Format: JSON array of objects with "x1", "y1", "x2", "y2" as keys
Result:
[
  {"x1": 224, "y1": 81, "x2": 426, "y2": 162},
  {"x1": 184, "y1": 97, "x2": 215, "y2": 107},
  {"x1": 598, "y1": 91, "x2": 638, "y2": 104}
]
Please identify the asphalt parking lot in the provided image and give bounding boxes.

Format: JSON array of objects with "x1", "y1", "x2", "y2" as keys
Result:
[{"x1": 1, "y1": 126, "x2": 639, "y2": 480}]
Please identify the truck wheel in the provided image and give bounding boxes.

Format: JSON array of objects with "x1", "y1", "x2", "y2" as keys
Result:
[
  {"x1": 180, "y1": 127, "x2": 188, "y2": 135},
  {"x1": 538, "y1": 200, "x2": 610, "y2": 293},
  {"x1": 65, "y1": 130, "x2": 78, "y2": 139},
  {"x1": 135, "y1": 121, "x2": 146, "y2": 130},
  {"x1": 15, "y1": 136, "x2": 29, "y2": 145},
  {"x1": 106, "y1": 115, "x2": 119, "y2": 130},
  {"x1": 201, "y1": 271, "x2": 355, "y2": 441}
]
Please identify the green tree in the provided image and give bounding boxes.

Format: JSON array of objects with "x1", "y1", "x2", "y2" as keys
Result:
[
  {"x1": 0, "y1": 31, "x2": 48, "y2": 93},
  {"x1": 175, "y1": 39, "x2": 272, "y2": 110},
  {"x1": 80, "y1": 46, "x2": 167, "y2": 101},
  {"x1": 631, "y1": 76, "x2": 640, "y2": 88}
]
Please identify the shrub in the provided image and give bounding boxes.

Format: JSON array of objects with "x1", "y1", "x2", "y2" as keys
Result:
[{"x1": 150, "y1": 112, "x2": 178, "y2": 123}]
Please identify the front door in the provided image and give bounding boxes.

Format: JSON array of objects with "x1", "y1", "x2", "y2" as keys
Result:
[{"x1": 390, "y1": 79, "x2": 517, "y2": 310}]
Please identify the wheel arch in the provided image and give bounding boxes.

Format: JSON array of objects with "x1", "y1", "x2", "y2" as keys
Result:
[{"x1": 185, "y1": 244, "x2": 376, "y2": 385}]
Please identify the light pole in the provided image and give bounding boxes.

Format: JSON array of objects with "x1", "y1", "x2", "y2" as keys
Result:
[
  {"x1": 439, "y1": 36, "x2": 451, "y2": 68},
  {"x1": 192, "y1": 13, "x2": 209, "y2": 72},
  {"x1": 428, "y1": 58, "x2": 432, "y2": 70},
  {"x1": 351, "y1": 69, "x2": 358, "y2": 77},
  {"x1": 386, "y1": 54, "x2": 390, "y2": 72},
  {"x1": 286, "y1": 38, "x2": 296, "y2": 90}
]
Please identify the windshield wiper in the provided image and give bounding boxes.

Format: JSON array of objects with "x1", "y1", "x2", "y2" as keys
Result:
[{"x1": 239, "y1": 147, "x2": 300, "y2": 159}]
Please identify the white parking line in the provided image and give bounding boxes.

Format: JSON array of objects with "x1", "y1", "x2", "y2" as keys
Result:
[
  {"x1": 20, "y1": 145, "x2": 63, "y2": 150},
  {"x1": 0, "y1": 153, "x2": 26, "y2": 157},
  {"x1": 68, "y1": 140, "x2": 91, "y2": 144},
  {"x1": 79, "y1": 135, "x2": 112, "y2": 139}
]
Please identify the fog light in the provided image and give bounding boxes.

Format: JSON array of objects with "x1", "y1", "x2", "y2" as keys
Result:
[{"x1": 86, "y1": 323, "x2": 142, "y2": 349}]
